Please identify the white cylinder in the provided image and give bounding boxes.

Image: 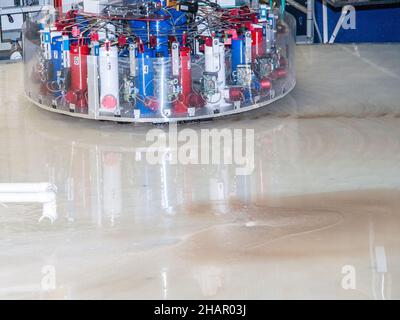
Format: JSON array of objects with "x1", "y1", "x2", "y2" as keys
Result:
[
  {"x1": 99, "y1": 46, "x2": 120, "y2": 114},
  {"x1": 129, "y1": 44, "x2": 137, "y2": 77},
  {"x1": 204, "y1": 44, "x2": 214, "y2": 73},
  {"x1": 204, "y1": 39, "x2": 220, "y2": 73}
]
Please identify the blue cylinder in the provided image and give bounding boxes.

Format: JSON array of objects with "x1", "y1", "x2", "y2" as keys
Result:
[
  {"x1": 137, "y1": 46, "x2": 155, "y2": 114},
  {"x1": 50, "y1": 35, "x2": 63, "y2": 95},
  {"x1": 268, "y1": 12, "x2": 276, "y2": 30},
  {"x1": 128, "y1": 9, "x2": 187, "y2": 57},
  {"x1": 76, "y1": 14, "x2": 89, "y2": 34},
  {"x1": 231, "y1": 37, "x2": 246, "y2": 83}
]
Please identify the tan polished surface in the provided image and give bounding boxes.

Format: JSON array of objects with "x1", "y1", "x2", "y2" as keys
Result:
[{"x1": 1, "y1": 44, "x2": 400, "y2": 299}]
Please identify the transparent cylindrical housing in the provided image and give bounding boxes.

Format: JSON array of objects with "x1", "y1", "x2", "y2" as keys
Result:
[{"x1": 23, "y1": 4, "x2": 296, "y2": 123}]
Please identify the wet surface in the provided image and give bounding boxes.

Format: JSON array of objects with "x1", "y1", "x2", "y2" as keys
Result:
[{"x1": 1, "y1": 44, "x2": 400, "y2": 299}]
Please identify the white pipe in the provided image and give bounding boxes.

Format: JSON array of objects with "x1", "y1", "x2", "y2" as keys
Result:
[
  {"x1": 329, "y1": 5, "x2": 353, "y2": 44},
  {"x1": 0, "y1": 5, "x2": 53, "y2": 16},
  {"x1": 0, "y1": 183, "x2": 57, "y2": 193},
  {"x1": 329, "y1": 14, "x2": 346, "y2": 44},
  {"x1": 0, "y1": 183, "x2": 57, "y2": 222},
  {"x1": 322, "y1": 0, "x2": 328, "y2": 44},
  {"x1": 0, "y1": 192, "x2": 56, "y2": 203}
]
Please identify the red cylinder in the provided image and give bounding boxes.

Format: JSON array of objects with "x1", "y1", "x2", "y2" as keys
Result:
[
  {"x1": 180, "y1": 47, "x2": 192, "y2": 101},
  {"x1": 54, "y1": 0, "x2": 63, "y2": 17},
  {"x1": 65, "y1": 42, "x2": 89, "y2": 108},
  {"x1": 70, "y1": 43, "x2": 89, "y2": 91},
  {"x1": 229, "y1": 87, "x2": 244, "y2": 102},
  {"x1": 260, "y1": 78, "x2": 272, "y2": 91},
  {"x1": 251, "y1": 28, "x2": 264, "y2": 59},
  {"x1": 274, "y1": 67, "x2": 287, "y2": 79},
  {"x1": 174, "y1": 47, "x2": 192, "y2": 114}
]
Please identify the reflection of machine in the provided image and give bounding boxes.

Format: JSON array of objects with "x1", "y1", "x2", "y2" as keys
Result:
[{"x1": 102, "y1": 152, "x2": 122, "y2": 224}]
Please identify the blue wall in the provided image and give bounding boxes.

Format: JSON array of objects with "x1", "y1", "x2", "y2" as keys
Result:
[{"x1": 314, "y1": 2, "x2": 400, "y2": 42}]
